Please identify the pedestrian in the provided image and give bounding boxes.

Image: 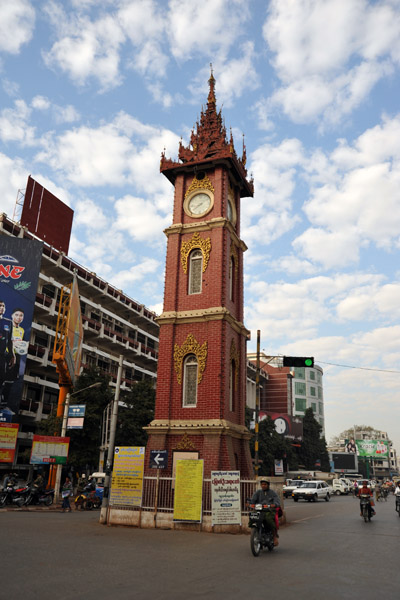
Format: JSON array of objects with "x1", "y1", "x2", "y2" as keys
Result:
[{"x1": 61, "y1": 476, "x2": 72, "y2": 512}]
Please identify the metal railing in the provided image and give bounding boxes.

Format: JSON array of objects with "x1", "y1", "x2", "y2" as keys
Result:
[{"x1": 110, "y1": 475, "x2": 258, "y2": 517}]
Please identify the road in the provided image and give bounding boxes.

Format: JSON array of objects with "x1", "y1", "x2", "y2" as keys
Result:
[{"x1": 1, "y1": 494, "x2": 398, "y2": 600}]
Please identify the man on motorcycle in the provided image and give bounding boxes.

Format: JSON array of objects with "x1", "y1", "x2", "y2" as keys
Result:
[
  {"x1": 251, "y1": 479, "x2": 281, "y2": 546},
  {"x1": 358, "y1": 481, "x2": 375, "y2": 516}
]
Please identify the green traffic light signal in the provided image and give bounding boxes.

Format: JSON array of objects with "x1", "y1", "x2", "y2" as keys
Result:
[
  {"x1": 304, "y1": 358, "x2": 313, "y2": 367},
  {"x1": 282, "y1": 356, "x2": 314, "y2": 368}
]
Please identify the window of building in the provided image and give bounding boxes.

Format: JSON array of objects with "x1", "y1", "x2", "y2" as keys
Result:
[
  {"x1": 229, "y1": 257, "x2": 234, "y2": 301},
  {"x1": 229, "y1": 359, "x2": 236, "y2": 411},
  {"x1": 317, "y1": 371, "x2": 322, "y2": 384},
  {"x1": 310, "y1": 386, "x2": 316, "y2": 397},
  {"x1": 294, "y1": 367, "x2": 305, "y2": 379},
  {"x1": 318, "y1": 387, "x2": 322, "y2": 399},
  {"x1": 189, "y1": 249, "x2": 203, "y2": 294},
  {"x1": 42, "y1": 284, "x2": 56, "y2": 298},
  {"x1": 137, "y1": 332, "x2": 146, "y2": 344},
  {"x1": 35, "y1": 333, "x2": 48, "y2": 348},
  {"x1": 295, "y1": 398, "x2": 307, "y2": 412},
  {"x1": 309, "y1": 370, "x2": 315, "y2": 380},
  {"x1": 319, "y1": 402, "x2": 324, "y2": 416},
  {"x1": 311, "y1": 402, "x2": 317, "y2": 413},
  {"x1": 295, "y1": 381, "x2": 306, "y2": 395},
  {"x1": 183, "y1": 354, "x2": 198, "y2": 407}
]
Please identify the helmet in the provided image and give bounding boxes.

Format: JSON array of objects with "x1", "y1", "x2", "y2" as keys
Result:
[{"x1": 260, "y1": 479, "x2": 270, "y2": 485}]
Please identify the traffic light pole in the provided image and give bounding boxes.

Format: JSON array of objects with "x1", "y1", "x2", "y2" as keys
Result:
[{"x1": 254, "y1": 330, "x2": 260, "y2": 478}]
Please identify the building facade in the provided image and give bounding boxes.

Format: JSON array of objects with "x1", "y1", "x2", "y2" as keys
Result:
[{"x1": 0, "y1": 212, "x2": 159, "y2": 467}]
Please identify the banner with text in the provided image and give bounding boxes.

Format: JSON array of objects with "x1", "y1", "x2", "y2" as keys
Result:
[
  {"x1": 0, "y1": 236, "x2": 43, "y2": 416},
  {"x1": 109, "y1": 446, "x2": 145, "y2": 507},
  {"x1": 211, "y1": 470, "x2": 241, "y2": 526},
  {"x1": 0, "y1": 422, "x2": 19, "y2": 463},
  {"x1": 355, "y1": 439, "x2": 389, "y2": 459},
  {"x1": 173, "y1": 459, "x2": 203, "y2": 523},
  {"x1": 30, "y1": 434, "x2": 70, "y2": 464}
]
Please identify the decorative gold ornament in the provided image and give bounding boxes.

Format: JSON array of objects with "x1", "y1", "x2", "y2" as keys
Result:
[
  {"x1": 230, "y1": 241, "x2": 239, "y2": 273},
  {"x1": 174, "y1": 333, "x2": 208, "y2": 384},
  {"x1": 184, "y1": 173, "x2": 215, "y2": 198},
  {"x1": 230, "y1": 340, "x2": 240, "y2": 389},
  {"x1": 175, "y1": 433, "x2": 197, "y2": 451},
  {"x1": 181, "y1": 232, "x2": 211, "y2": 273}
]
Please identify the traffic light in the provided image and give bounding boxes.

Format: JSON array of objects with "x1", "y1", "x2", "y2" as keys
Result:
[{"x1": 282, "y1": 356, "x2": 314, "y2": 368}]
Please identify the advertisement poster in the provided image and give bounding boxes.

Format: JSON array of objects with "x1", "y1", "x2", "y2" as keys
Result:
[
  {"x1": 274, "y1": 459, "x2": 284, "y2": 475},
  {"x1": 67, "y1": 404, "x2": 86, "y2": 429},
  {"x1": 65, "y1": 276, "x2": 83, "y2": 385},
  {"x1": 0, "y1": 237, "x2": 43, "y2": 416},
  {"x1": 211, "y1": 470, "x2": 241, "y2": 526},
  {"x1": 173, "y1": 459, "x2": 203, "y2": 522},
  {"x1": 30, "y1": 434, "x2": 70, "y2": 464},
  {"x1": 0, "y1": 422, "x2": 19, "y2": 463},
  {"x1": 109, "y1": 446, "x2": 145, "y2": 507},
  {"x1": 355, "y1": 439, "x2": 389, "y2": 458}
]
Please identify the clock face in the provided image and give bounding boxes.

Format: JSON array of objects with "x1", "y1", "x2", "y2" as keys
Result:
[
  {"x1": 274, "y1": 417, "x2": 288, "y2": 435},
  {"x1": 187, "y1": 192, "x2": 212, "y2": 216}
]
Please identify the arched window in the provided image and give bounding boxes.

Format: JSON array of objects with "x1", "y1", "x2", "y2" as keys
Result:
[
  {"x1": 229, "y1": 256, "x2": 234, "y2": 301},
  {"x1": 183, "y1": 354, "x2": 198, "y2": 407},
  {"x1": 229, "y1": 359, "x2": 236, "y2": 411},
  {"x1": 188, "y1": 249, "x2": 203, "y2": 295}
]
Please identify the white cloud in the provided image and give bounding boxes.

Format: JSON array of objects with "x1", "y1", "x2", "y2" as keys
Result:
[
  {"x1": 74, "y1": 198, "x2": 108, "y2": 229},
  {"x1": 0, "y1": 100, "x2": 36, "y2": 145},
  {"x1": 0, "y1": 1, "x2": 35, "y2": 54},
  {"x1": 262, "y1": 0, "x2": 400, "y2": 126},
  {"x1": 114, "y1": 195, "x2": 170, "y2": 242},
  {"x1": 43, "y1": 8, "x2": 125, "y2": 89},
  {"x1": 167, "y1": 0, "x2": 250, "y2": 61},
  {"x1": 112, "y1": 257, "x2": 161, "y2": 288},
  {"x1": 0, "y1": 153, "x2": 28, "y2": 215}
]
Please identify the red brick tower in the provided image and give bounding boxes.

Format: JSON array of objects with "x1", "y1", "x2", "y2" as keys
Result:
[{"x1": 145, "y1": 72, "x2": 254, "y2": 478}]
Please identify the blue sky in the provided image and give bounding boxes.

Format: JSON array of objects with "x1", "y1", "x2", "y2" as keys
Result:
[{"x1": 1, "y1": 0, "x2": 400, "y2": 455}]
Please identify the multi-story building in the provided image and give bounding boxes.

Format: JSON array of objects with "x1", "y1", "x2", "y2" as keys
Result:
[
  {"x1": 0, "y1": 212, "x2": 159, "y2": 466},
  {"x1": 246, "y1": 353, "x2": 325, "y2": 433}
]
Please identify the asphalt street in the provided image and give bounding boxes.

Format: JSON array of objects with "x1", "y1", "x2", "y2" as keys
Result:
[{"x1": 1, "y1": 494, "x2": 398, "y2": 600}]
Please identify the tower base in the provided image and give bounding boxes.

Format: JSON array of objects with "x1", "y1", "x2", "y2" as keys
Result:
[{"x1": 144, "y1": 419, "x2": 254, "y2": 478}]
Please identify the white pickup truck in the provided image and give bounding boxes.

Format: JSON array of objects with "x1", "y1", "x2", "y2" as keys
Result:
[{"x1": 331, "y1": 478, "x2": 351, "y2": 495}]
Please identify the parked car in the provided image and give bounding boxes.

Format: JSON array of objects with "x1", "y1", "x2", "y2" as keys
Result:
[
  {"x1": 292, "y1": 480, "x2": 331, "y2": 502},
  {"x1": 283, "y1": 479, "x2": 306, "y2": 498}
]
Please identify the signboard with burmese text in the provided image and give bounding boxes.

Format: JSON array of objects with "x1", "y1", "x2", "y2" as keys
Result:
[
  {"x1": 211, "y1": 470, "x2": 241, "y2": 526},
  {"x1": 109, "y1": 446, "x2": 145, "y2": 507},
  {"x1": 0, "y1": 422, "x2": 19, "y2": 463},
  {"x1": 173, "y1": 459, "x2": 203, "y2": 522}
]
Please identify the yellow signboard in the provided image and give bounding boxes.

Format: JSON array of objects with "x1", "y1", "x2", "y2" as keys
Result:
[
  {"x1": 173, "y1": 459, "x2": 204, "y2": 522},
  {"x1": 109, "y1": 446, "x2": 145, "y2": 507}
]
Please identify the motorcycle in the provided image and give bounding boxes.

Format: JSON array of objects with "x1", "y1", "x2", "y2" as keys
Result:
[
  {"x1": 75, "y1": 484, "x2": 101, "y2": 510},
  {"x1": 360, "y1": 494, "x2": 374, "y2": 522},
  {"x1": 10, "y1": 484, "x2": 31, "y2": 507},
  {"x1": 26, "y1": 485, "x2": 54, "y2": 507},
  {"x1": 247, "y1": 501, "x2": 276, "y2": 556},
  {"x1": 0, "y1": 484, "x2": 18, "y2": 508}
]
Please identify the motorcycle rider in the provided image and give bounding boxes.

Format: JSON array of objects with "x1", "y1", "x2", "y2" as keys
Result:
[
  {"x1": 251, "y1": 479, "x2": 281, "y2": 546},
  {"x1": 394, "y1": 481, "x2": 400, "y2": 508},
  {"x1": 358, "y1": 480, "x2": 375, "y2": 516}
]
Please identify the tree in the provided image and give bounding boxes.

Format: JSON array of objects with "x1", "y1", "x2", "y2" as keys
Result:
[
  {"x1": 115, "y1": 380, "x2": 155, "y2": 447},
  {"x1": 249, "y1": 417, "x2": 299, "y2": 476},
  {"x1": 296, "y1": 408, "x2": 330, "y2": 471}
]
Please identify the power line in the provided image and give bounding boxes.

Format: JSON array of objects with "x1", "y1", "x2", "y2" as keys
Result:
[{"x1": 317, "y1": 361, "x2": 400, "y2": 374}]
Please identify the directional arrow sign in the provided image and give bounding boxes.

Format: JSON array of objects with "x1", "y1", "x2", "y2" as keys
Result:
[{"x1": 150, "y1": 449, "x2": 168, "y2": 469}]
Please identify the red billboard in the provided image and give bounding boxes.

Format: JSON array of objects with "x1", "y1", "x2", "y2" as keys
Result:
[{"x1": 21, "y1": 176, "x2": 73, "y2": 254}]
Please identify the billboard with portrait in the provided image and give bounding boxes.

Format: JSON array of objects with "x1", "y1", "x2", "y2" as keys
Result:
[
  {"x1": 355, "y1": 439, "x2": 389, "y2": 459},
  {"x1": 0, "y1": 236, "x2": 43, "y2": 417}
]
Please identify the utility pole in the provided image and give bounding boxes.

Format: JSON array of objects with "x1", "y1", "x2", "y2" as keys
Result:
[
  {"x1": 254, "y1": 330, "x2": 260, "y2": 478},
  {"x1": 54, "y1": 381, "x2": 101, "y2": 503},
  {"x1": 100, "y1": 354, "x2": 123, "y2": 524}
]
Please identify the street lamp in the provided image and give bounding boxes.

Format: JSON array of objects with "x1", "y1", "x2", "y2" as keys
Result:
[{"x1": 54, "y1": 381, "x2": 102, "y2": 503}]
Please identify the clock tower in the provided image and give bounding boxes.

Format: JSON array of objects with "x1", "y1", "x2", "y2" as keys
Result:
[{"x1": 145, "y1": 71, "x2": 254, "y2": 478}]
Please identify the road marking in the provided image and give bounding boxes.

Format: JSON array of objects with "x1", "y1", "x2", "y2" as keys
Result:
[{"x1": 291, "y1": 514, "x2": 324, "y2": 523}]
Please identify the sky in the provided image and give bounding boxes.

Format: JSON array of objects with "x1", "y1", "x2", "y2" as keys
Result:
[{"x1": 1, "y1": 0, "x2": 400, "y2": 456}]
